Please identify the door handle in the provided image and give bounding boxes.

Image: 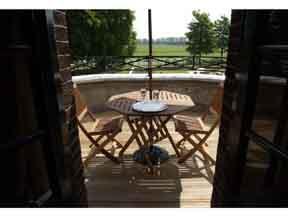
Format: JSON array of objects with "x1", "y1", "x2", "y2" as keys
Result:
[{"x1": 28, "y1": 189, "x2": 53, "y2": 207}]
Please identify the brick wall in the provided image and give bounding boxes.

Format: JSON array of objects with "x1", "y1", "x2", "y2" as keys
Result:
[{"x1": 53, "y1": 10, "x2": 87, "y2": 206}]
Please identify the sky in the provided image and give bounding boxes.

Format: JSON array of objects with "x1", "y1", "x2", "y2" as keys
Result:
[{"x1": 133, "y1": 8, "x2": 231, "y2": 39}]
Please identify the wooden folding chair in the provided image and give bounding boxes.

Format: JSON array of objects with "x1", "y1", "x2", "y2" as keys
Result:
[
  {"x1": 173, "y1": 84, "x2": 224, "y2": 163},
  {"x1": 73, "y1": 85, "x2": 124, "y2": 166}
]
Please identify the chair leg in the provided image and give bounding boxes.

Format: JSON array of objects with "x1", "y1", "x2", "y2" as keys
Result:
[
  {"x1": 176, "y1": 131, "x2": 199, "y2": 148},
  {"x1": 176, "y1": 137, "x2": 185, "y2": 148},
  {"x1": 119, "y1": 139, "x2": 133, "y2": 158},
  {"x1": 84, "y1": 135, "x2": 105, "y2": 167},
  {"x1": 89, "y1": 134, "x2": 104, "y2": 148},
  {"x1": 112, "y1": 138, "x2": 123, "y2": 149},
  {"x1": 194, "y1": 134, "x2": 209, "y2": 147},
  {"x1": 109, "y1": 145, "x2": 116, "y2": 157},
  {"x1": 84, "y1": 134, "x2": 120, "y2": 166},
  {"x1": 198, "y1": 146, "x2": 216, "y2": 165},
  {"x1": 106, "y1": 131, "x2": 122, "y2": 149},
  {"x1": 83, "y1": 145, "x2": 99, "y2": 168},
  {"x1": 90, "y1": 133, "x2": 121, "y2": 163},
  {"x1": 178, "y1": 135, "x2": 208, "y2": 163}
]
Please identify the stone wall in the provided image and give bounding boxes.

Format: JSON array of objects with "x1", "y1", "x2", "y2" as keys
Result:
[{"x1": 72, "y1": 74, "x2": 225, "y2": 113}]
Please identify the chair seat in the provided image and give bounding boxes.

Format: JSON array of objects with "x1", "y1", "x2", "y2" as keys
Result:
[
  {"x1": 92, "y1": 116, "x2": 123, "y2": 134},
  {"x1": 173, "y1": 115, "x2": 207, "y2": 134}
]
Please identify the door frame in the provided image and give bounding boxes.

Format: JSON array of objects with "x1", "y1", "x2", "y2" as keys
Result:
[{"x1": 30, "y1": 10, "x2": 73, "y2": 204}]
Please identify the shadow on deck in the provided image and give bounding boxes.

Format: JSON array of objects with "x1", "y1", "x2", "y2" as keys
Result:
[{"x1": 80, "y1": 111, "x2": 219, "y2": 207}]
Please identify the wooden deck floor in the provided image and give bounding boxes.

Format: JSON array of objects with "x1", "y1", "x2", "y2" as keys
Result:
[{"x1": 79, "y1": 111, "x2": 219, "y2": 207}]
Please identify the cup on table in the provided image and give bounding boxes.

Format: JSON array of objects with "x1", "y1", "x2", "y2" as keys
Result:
[
  {"x1": 153, "y1": 89, "x2": 160, "y2": 100},
  {"x1": 140, "y1": 88, "x2": 147, "y2": 100}
]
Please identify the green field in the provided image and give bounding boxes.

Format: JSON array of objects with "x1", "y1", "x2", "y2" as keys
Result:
[
  {"x1": 74, "y1": 43, "x2": 226, "y2": 75},
  {"x1": 134, "y1": 43, "x2": 226, "y2": 57},
  {"x1": 134, "y1": 44, "x2": 189, "y2": 56}
]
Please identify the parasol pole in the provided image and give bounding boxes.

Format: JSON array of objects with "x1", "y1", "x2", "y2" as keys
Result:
[
  {"x1": 147, "y1": 9, "x2": 154, "y2": 174},
  {"x1": 148, "y1": 9, "x2": 153, "y2": 100}
]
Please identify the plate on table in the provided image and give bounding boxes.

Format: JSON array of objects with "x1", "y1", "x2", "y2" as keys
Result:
[{"x1": 132, "y1": 101, "x2": 168, "y2": 113}]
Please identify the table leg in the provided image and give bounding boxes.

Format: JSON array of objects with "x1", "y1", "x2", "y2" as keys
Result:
[
  {"x1": 134, "y1": 117, "x2": 156, "y2": 172},
  {"x1": 134, "y1": 117, "x2": 150, "y2": 147},
  {"x1": 158, "y1": 116, "x2": 181, "y2": 157},
  {"x1": 153, "y1": 116, "x2": 167, "y2": 140},
  {"x1": 119, "y1": 117, "x2": 143, "y2": 157},
  {"x1": 141, "y1": 117, "x2": 157, "y2": 142},
  {"x1": 141, "y1": 116, "x2": 168, "y2": 143}
]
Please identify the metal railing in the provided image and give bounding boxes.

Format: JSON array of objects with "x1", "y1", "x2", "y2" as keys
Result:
[{"x1": 71, "y1": 55, "x2": 226, "y2": 75}]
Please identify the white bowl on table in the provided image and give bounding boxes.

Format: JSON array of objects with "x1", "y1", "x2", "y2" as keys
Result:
[{"x1": 132, "y1": 100, "x2": 168, "y2": 113}]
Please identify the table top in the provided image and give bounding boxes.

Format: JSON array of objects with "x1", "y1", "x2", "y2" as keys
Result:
[{"x1": 106, "y1": 90, "x2": 195, "y2": 116}]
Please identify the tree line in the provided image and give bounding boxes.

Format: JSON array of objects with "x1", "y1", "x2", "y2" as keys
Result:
[
  {"x1": 137, "y1": 37, "x2": 187, "y2": 45},
  {"x1": 186, "y1": 10, "x2": 230, "y2": 56},
  {"x1": 67, "y1": 10, "x2": 137, "y2": 73}
]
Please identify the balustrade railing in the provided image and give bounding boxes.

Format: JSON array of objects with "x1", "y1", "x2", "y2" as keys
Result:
[{"x1": 71, "y1": 55, "x2": 226, "y2": 75}]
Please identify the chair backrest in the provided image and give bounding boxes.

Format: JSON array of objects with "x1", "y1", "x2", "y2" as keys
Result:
[
  {"x1": 198, "y1": 83, "x2": 224, "y2": 137},
  {"x1": 73, "y1": 84, "x2": 101, "y2": 147},
  {"x1": 204, "y1": 83, "x2": 224, "y2": 135},
  {"x1": 200, "y1": 83, "x2": 224, "y2": 122},
  {"x1": 209, "y1": 83, "x2": 224, "y2": 115},
  {"x1": 73, "y1": 84, "x2": 89, "y2": 121},
  {"x1": 73, "y1": 84, "x2": 96, "y2": 142}
]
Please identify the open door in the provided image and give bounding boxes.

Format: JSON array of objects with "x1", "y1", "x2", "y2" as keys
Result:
[
  {"x1": 212, "y1": 10, "x2": 288, "y2": 207},
  {"x1": 0, "y1": 10, "x2": 87, "y2": 206},
  {"x1": 1, "y1": 11, "x2": 55, "y2": 206}
]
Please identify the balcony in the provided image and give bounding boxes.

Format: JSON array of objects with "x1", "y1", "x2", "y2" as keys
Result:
[
  {"x1": 73, "y1": 65, "x2": 284, "y2": 207},
  {"x1": 74, "y1": 73, "x2": 223, "y2": 207}
]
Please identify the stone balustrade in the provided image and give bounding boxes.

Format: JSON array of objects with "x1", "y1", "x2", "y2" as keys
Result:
[
  {"x1": 72, "y1": 73, "x2": 285, "y2": 116},
  {"x1": 72, "y1": 74, "x2": 225, "y2": 113}
]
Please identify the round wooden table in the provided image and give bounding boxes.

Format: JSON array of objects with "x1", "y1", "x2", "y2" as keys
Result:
[{"x1": 106, "y1": 90, "x2": 195, "y2": 167}]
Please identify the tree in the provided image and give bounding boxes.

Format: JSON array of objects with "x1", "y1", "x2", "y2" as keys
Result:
[
  {"x1": 185, "y1": 10, "x2": 216, "y2": 56},
  {"x1": 67, "y1": 10, "x2": 137, "y2": 72},
  {"x1": 214, "y1": 15, "x2": 230, "y2": 56}
]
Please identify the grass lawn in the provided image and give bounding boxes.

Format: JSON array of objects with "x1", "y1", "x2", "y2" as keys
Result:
[
  {"x1": 134, "y1": 43, "x2": 226, "y2": 57},
  {"x1": 135, "y1": 44, "x2": 189, "y2": 56}
]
